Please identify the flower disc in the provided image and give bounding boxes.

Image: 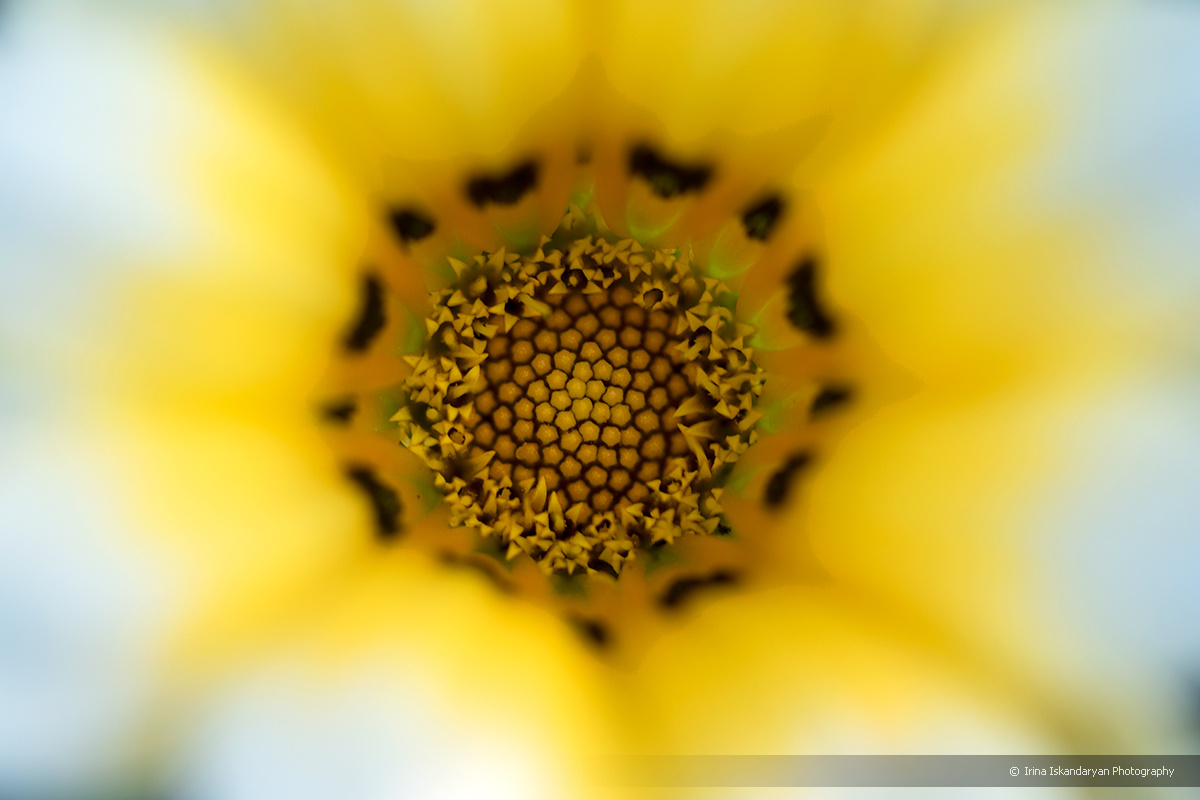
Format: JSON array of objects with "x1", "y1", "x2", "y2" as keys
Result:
[{"x1": 395, "y1": 223, "x2": 765, "y2": 575}]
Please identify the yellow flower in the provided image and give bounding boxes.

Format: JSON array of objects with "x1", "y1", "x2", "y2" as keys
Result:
[{"x1": 2, "y1": 1, "x2": 1198, "y2": 798}]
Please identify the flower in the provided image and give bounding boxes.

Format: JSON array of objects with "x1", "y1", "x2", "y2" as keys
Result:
[{"x1": 2, "y1": 1, "x2": 1199, "y2": 798}]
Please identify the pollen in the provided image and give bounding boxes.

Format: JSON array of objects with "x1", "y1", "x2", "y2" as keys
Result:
[{"x1": 393, "y1": 221, "x2": 765, "y2": 575}]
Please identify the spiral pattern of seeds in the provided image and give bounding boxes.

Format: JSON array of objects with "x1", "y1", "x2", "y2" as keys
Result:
[{"x1": 394, "y1": 227, "x2": 765, "y2": 575}]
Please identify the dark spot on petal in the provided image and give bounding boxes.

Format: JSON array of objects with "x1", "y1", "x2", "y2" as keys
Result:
[
  {"x1": 588, "y1": 557, "x2": 619, "y2": 579},
  {"x1": 345, "y1": 465, "x2": 402, "y2": 540},
  {"x1": 575, "y1": 145, "x2": 593, "y2": 165},
  {"x1": 810, "y1": 385, "x2": 854, "y2": 417},
  {"x1": 741, "y1": 195, "x2": 785, "y2": 241},
  {"x1": 629, "y1": 144, "x2": 712, "y2": 199},
  {"x1": 764, "y1": 451, "x2": 811, "y2": 508},
  {"x1": 785, "y1": 256, "x2": 835, "y2": 338},
  {"x1": 466, "y1": 160, "x2": 539, "y2": 207},
  {"x1": 387, "y1": 207, "x2": 436, "y2": 244},
  {"x1": 659, "y1": 570, "x2": 739, "y2": 610},
  {"x1": 321, "y1": 397, "x2": 357, "y2": 424},
  {"x1": 572, "y1": 617, "x2": 611, "y2": 648},
  {"x1": 342, "y1": 273, "x2": 386, "y2": 352}
]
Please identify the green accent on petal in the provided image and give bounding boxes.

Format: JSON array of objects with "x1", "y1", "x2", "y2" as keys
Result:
[
  {"x1": 643, "y1": 546, "x2": 684, "y2": 576},
  {"x1": 397, "y1": 305, "x2": 427, "y2": 355},
  {"x1": 497, "y1": 221, "x2": 541, "y2": 255},
  {"x1": 424, "y1": 239, "x2": 473, "y2": 288},
  {"x1": 552, "y1": 573, "x2": 588, "y2": 599},
  {"x1": 426, "y1": 259, "x2": 458, "y2": 288},
  {"x1": 373, "y1": 389, "x2": 405, "y2": 432},
  {"x1": 626, "y1": 208, "x2": 683, "y2": 244},
  {"x1": 569, "y1": 189, "x2": 595, "y2": 213},
  {"x1": 472, "y1": 537, "x2": 515, "y2": 571},
  {"x1": 748, "y1": 289, "x2": 796, "y2": 351},
  {"x1": 404, "y1": 472, "x2": 443, "y2": 515},
  {"x1": 705, "y1": 229, "x2": 755, "y2": 281},
  {"x1": 723, "y1": 464, "x2": 763, "y2": 498},
  {"x1": 758, "y1": 392, "x2": 802, "y2": 435},
  {"x1": 706, "y1": 252, "x2": 742, "y2": 281}
]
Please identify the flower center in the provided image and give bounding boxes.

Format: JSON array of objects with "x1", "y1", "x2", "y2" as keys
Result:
[{"x1": 395, "y1": 232, "x2": 765, "y2": 575}]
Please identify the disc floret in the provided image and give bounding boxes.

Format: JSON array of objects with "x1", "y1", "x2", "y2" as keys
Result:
[{"x1": 394, "y1": 226, "x2": 764, "y2": 575}]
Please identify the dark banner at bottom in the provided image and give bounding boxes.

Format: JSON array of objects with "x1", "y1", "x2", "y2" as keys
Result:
[{"x1": 606, "y1": 754, "x2": 1199, "y2": 787}]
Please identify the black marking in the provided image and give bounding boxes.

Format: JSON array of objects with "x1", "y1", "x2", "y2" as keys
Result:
[
  {"x1": 741, "y1": 195, "x2": 785, "y2": 241},
  {"x1": 784, "y1": 257, "x2": 835, "y2": 338},
  {"x1": 504, "y1": 298, "x2": 525, "y2": 316},
  {"x1": 320, "y1": 398, "x2": 357, "y2": 425},
  {"x1": 659, "y1": 570, "x2": 739, "y2": 610},
  {"x1": 629, "y1": 144, "x2": 712, "y2": 199},
  {"x1": 810, "y1": 385, "x2": 854, "y2": 417},
  {"x1": 387, "y1": 207, "x2": 436, "y2": 244},
  {"x1": 345, "y1": 465, "x2": 402, "y2": 540},
  {"x1": 342, "y1": 273, "x2": 387, "y2": 352},
  {"x1": 466, "y1": 160, "x2": 539, "y2": 207},
  {"x1": 588, "y1": 557, "x2": 619, "y2": 579},
  {"x1": 764, "y1": 452, "x2": 811, "y2": 508},
  {"x1": 572, "y1": 617, "x2": 611, "y2": 648}
]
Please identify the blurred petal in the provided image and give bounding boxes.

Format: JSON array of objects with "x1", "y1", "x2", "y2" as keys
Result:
[
  {"x1": 168, "y1": 555, "x2": 617, "y2": 800},
  {"x1": 0, "y1": 427, "x2": 175, "y2": 798},
  {"x1": 0, "y1": 4, "x2": 369, "y2": 784},
  {"x1": 597, "y1": 0, "x2": 978, "y2": 145},
  {"x1": 804, "y1": 0, "x2": 1199, "y2": 626},
  {"x1": 1032, "y1": 371, "x2": 1200, "y2": 746},
  {"x1": 164, "y1": 0, "x2": 591, "y2": 256},
  {"x1": 172, "y1": 661, "x2": 565, "y2": 800}
]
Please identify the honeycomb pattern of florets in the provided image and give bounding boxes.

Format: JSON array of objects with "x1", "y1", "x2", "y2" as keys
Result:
[
  {"x1": 473, "y1": 287, "x2": 692, "y2": 515},
  {"x1": 394, "y1": 232, "x2": 765, "y2": 576}
]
